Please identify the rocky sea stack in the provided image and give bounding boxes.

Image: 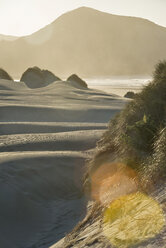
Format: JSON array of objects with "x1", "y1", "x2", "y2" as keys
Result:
[
  {"x1": 0, "y1": 68, "x2": 13, "y2": 80},
  {"x1": 20, "y1": 67, "x2": 61, "y2": 88},
  {"x1": 124, "y1": 91, "x2": 136, "y2": 99},
  {"x1": 67, "y1": 74, "x2": 88, "y2": 88}
]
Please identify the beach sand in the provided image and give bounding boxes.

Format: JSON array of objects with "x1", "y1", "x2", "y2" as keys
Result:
[{"x1": 0, "y1": 79, "x2": 128, "y2": 247}]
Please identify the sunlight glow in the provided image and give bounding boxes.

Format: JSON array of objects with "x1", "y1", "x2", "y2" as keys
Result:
[
  {"x1": 103, "y1": 192, "x2": 165, "y2": 247},
  {"x1": 91, "y1": 162, "x2": 139, "y2": 205}
]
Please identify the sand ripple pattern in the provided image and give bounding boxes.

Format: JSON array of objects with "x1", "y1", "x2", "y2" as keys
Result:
[{"x1": 0, "y1": 79, "x2": 127, "y2": 248}]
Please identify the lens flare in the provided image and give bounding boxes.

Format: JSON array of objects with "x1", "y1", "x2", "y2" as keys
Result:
[
  {"x1": 103, "y1": 192, "x2": 165, "y2": 248},
  {"x1": 91, "y1": 162, "x2": 139, "y2": 206}
]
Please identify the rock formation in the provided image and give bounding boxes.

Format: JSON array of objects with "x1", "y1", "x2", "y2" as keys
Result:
[
  {"x1": 124, "y1": 91, "x2": 136, "y2": 99},
  {"x1": 20, "y1": 67, "x2": 60, "y2": 88},
  {"x1": 67, "y1": 74, "x2": 88, "y2": 88},
  {"x1": 0, "y1": 68, "x2": 13, "y2": 80}
]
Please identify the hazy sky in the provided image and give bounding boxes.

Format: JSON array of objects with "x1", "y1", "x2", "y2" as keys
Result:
[{"x1": 0, "y1": 0, "x2": 166, "y2": 36}]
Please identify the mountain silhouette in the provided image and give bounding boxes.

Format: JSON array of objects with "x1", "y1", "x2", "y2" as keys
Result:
[{"x1": 0, "y1": 7, "x2": 166, "y2": 78}]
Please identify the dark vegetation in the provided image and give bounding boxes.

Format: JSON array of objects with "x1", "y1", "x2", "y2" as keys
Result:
[
  {"x1": 124, "y1": 91, "x2": 136, "y2": 99},
  {"x1": 85, "y1": 61, "x2": 166, "y2": 189},
  {"x1": 67, "y1": 74, "x2": 88, "y2": 88},
  {"x1": 0, "y1": 68, "x2": 13, "y2": 80},
  {"x1": 145, "y1": 127, "x2": 166, "y2": 185},
  {"x1": 20, "y1": 66, "x2": 61, "y2": 88},
  {"x1": 56, "y1": 62, "x2": 166, "y2": 248}
]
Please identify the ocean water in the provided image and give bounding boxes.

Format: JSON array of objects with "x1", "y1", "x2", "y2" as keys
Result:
[{"x1": 86, "y1": 77, "x2": 151, "y2": 97}]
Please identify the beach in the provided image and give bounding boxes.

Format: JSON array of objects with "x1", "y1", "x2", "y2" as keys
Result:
[{"x1": 0, "y1": 78, "x2": 128, "y2": 247}]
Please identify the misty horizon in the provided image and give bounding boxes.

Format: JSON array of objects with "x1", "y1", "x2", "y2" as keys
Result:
[{"x1": 1, "y1": 7, "x2": 166, "y2": 79}]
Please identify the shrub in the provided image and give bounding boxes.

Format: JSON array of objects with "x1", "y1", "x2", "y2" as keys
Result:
[
  {"x1": 142, "y1": 127, "x2": 166, "y2": 186},
  {"x1": 86, "y1": 61, "x2": 166, "y2": 188}
]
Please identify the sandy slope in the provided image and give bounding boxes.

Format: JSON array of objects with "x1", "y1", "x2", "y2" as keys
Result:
[
  {"x1": 51, "y1": 183, "x2": 166, "y2": 248},
  {"x1": 0, "y1": 122, "x2": 107, "y2": 135},
  {"x1": 0, "y1": 79, "x2": 127, "y2": 248}
]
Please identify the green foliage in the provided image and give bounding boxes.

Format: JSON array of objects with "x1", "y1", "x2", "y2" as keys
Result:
[
  {"x1": 142, "y1": 127, "x2": 166, "y2": 186},
  {"x1": 153, "y1": 60, "x2": 166, "y2": 81},
  {"x1": 125, "y1": 116, "x2": 156, "y2": 151},
  {"x1": 87, "y1": 61, "x2": 166, "y2": 186}
]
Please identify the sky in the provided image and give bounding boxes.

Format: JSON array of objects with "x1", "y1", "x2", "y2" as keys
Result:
[{"x1": 0, "y1": 0, "x2": 166, "y2": 36}]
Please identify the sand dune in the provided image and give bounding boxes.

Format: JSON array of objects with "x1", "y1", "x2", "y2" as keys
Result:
[
  {"x1": 0, "y1": 78, "x2": 127, "y2": 247},
  {"x1": 0, "y1": 130, "x2": 103, "y2": 152},
  {"x1": 0, "y1": 151, "x2": 87, "y2": 247},
  {"x1": 0, "y1": 79, "x2": 28, "y2": 90},
  {"x1": 0, "y1": 122, "x2": 107, "y2": 135},
  {"x1": 51, "y1": 182, "x2": 166, "y2": 248},
  {"x1": 0, "y1": 105, "x2": 122, "y2": 123}
]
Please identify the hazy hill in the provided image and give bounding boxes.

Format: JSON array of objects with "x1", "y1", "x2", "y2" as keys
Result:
[
  {"x1": 0, "y1": 34, "x2": 18, "y2": 41},
  {"x1": 1, "y1": 7, "x2": 166, "y2": 78}
]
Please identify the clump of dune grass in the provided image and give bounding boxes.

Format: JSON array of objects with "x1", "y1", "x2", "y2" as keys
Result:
[
  {"x1": 59, "y1": 62, "x2": 166, "y2": 248},
  {"x1": 142, "y1": 127, "x2": 166, "y2": 186},
  {"x1": 85, "y1": 61, "x2": 166, "y2": 190}
]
